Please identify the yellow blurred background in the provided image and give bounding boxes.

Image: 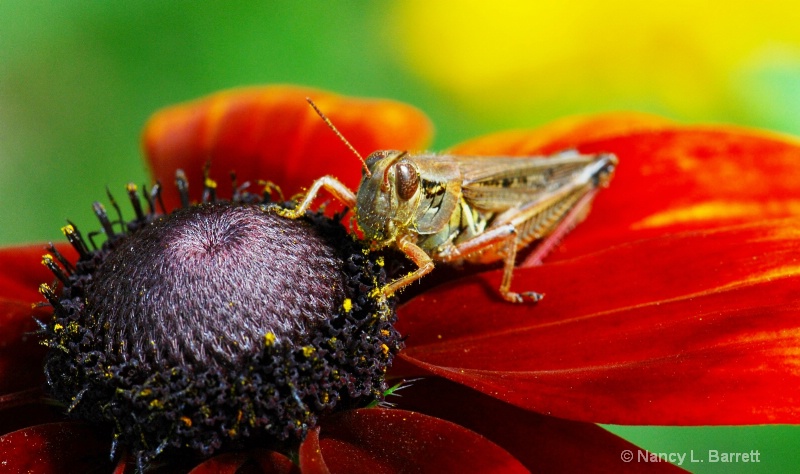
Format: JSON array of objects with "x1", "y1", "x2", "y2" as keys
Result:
[{"x1": 390, "y1": 0, "x2": 800, "y2": 131}]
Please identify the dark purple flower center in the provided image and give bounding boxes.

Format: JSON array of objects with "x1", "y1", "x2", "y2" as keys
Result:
[
  {"x1": 89, "y1": 203, "x2": 347, "y2": 369},
  {"x1": 39, "y1": 178, "x2": 402, "y2": 472}
]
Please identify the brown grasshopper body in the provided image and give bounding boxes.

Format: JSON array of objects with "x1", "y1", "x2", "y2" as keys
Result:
[{"x1": 281, "y1": 148, "x2": 617, "y2": 303}]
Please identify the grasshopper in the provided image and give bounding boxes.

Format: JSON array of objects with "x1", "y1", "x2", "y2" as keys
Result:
[{"x1": 282, "y1": 100, "x2": 618, "y2": 303}]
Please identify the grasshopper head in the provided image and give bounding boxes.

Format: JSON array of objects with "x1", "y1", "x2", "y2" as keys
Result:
[{"x1": 355, "y1": 150, "x2": 422, "y2": 247}]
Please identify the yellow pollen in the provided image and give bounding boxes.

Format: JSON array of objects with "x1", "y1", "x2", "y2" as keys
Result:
[
  {"x1": 342, "y1": 298, "x2": 353, "y2": 312},
  {"x1": 376, "y1": 256, "x2": 385, "y2": 267},
  {"x1": 180, "y1": 416, "x2": 192, "y2": 427},
  {"x1": 381, "y1": 343, "x2": 390, "y2": 355},
  {"x1": 264, "y1": 332, "x2": 276, "y2": 346},
  {"x1": 302, "y1": 346, "x2": 315, "y2": 357}
]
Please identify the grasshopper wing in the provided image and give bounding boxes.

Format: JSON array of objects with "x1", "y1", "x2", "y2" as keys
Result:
[{"x1": 456, "y1": 151, "x2": 612, "y2": 212}]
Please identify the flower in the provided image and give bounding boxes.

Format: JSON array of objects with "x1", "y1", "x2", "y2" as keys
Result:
[{"x1": 2, "y1": 85, "x2": 800, "y2": 472}]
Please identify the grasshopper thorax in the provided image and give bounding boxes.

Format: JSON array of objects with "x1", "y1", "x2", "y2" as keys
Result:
[{"x1": 355, "y1": 150, "x2": 422, "y2": 246}]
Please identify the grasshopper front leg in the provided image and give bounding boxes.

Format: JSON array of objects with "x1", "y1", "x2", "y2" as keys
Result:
[
  {"x1": 278, "y1": 176, "x2": 357, "y2": 218},
  {"x1": 382, "y1": 235, "x2": 435, "y2": 297}
]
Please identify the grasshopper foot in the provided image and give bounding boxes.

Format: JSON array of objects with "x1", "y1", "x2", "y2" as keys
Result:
[{"x1": 501, "y1": 291, "x2": 543, "y2": 304}]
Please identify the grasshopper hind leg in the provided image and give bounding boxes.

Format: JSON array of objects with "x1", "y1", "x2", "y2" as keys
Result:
[
  {"x1": 438, "y1": 224, "x2": 543, "y2": 304},
  {"x1": 498, "y1": 229, "x2": 543, "y2": 304}
]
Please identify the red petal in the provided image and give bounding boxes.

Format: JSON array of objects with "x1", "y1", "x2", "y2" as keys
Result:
[
  {"x1": 0, "y1": 243, "x2": 76, "y2": 394},
  {"x1": 397, "y1": 378, "x2": 684, "y2": 473},
  {"x1": 0, "y1": 299, "x2": 48, "y2": 394},
  {"x1": 567, "y1": 128, "x2": 800, "y2": 258},
  {"x1": 397, "y1": 220, "x2": 800, "y2": 425},
  {"x1": 0, "y1": 422, "x2": 111, "y2": 473},
  {"x1": 0, "y1": 391, "x2": 62, "y2": 436},
  {"x1": 449, "y1": 112, "x2": 674, "y2": 155},
  {"x1": 0, "y1": 243, "x2": 75, "y2": 304},
  {"x1": 189, "y1": 450, "x2": 297, "y2": 474},
  {"x1": 452, "y1": 118, "x2": 800, "y2": 261},
  {"x1": 298, "y1": 428, "x2": 328, "y2": 474},
  {"x1": 143, "y1": 86, "x2": 432, "y2": 209},
  {"x1": 308, "y1": 409, "x2": 527, "y2": 473}
]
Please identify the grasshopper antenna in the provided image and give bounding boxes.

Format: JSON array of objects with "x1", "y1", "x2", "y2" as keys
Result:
[{"x1": 306, "y1": 97, "x2": 371, "y2": 177}]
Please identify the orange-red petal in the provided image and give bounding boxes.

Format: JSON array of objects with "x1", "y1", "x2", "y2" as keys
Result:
[
  {"x1": 305, "y1": 408, "x2": 528, "y2": 473},
  {"x1": 0, "y1": 243, "x2": 75, "y2": 304},
  {"x1": 188, "y1": 450, "x2": 297, "y2": 474},
  {"x1": 451, "y1": 116, "x2": 800, "y2": 262},
  {"x1": 0, "y1": 299, "x2": 48, "y2": 395},
  {"x1": 396, "y1": 378, "x2": 685, "y2": 473},
  {"x1": 397, "y1": 219, "x2": 800, "y2": 425},
  {"x1": 143, "y1": 86, "x2": 433, "y2": 209},
  {"x1": 0, "y1": 243, "x2": 71, "y2": 396},
  {"x1": 0, "y1": 422, "x2": 111, "y2": 473},
  {"x1": 449, "y1": 111, "x2": 674, "y2": 155}
]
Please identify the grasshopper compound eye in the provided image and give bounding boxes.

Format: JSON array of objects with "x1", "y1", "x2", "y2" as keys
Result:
[{"x1": 395, "y1": 161, "x2": 419, "y2": 201}]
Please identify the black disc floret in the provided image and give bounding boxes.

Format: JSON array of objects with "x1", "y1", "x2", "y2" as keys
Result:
[{"x1": 38, "y1": 172, "x2": 403, "y2": 471}]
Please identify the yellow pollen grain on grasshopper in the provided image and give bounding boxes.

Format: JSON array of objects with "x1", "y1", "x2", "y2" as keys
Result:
[
  {"x1": 53, "y1": 323, "x2": 64, "y2": 332},
  {"x1": 180, "y1": 416, "x2": 193, "y2": 427},
  {"x1": 302, "y1": 346, "x2": 315, "y2": 357},
  {"x1": 342, "y1": 298, "x2": 353, "y2": 313},
  {"x1": 60, "y1": 224, "x2": 75, "y2": 236},
  {"x1": 381, "y1": 343, "x2": 390, "y2": 355},
  {"x1": 376, "y1": 256, "x2": 385, "y2": 267},
  {"x1": 139, "y1": 388, "x2": 152, "y2": 397},
  {"x1": 149, "y1": 399, "x2": 164, "y2": 409},
  {"x1": 264, "y1": 332, "x2": 276, "y2": 347},
  {"x1": 380, "y1": 329, "x2": 390, "y2": 337}
]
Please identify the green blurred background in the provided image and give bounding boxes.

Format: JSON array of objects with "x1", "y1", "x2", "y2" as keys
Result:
[{"x1": 2, "y1": 1, "x2": 799, "y2": 471}]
